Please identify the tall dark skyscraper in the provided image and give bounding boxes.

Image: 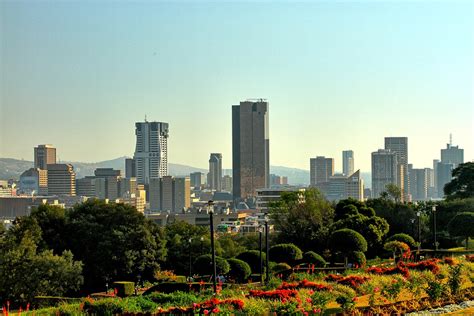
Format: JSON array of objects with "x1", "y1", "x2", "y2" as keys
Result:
[{"x1": 232, "y1": 99, "x2": 269, "y2": 201}]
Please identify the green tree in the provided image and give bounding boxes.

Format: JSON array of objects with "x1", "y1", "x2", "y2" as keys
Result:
[
  {"x1": 329, "y1": 229, "x2": 367, "y2": 265},
  {"x1": 269, "y1": 243, "x2": 303, "y2": 265},
  {"x1": 236, "y1": 250, "x2": 266, "y2": 274},
  {"x1": 447, "y1": 212, "x2": 474, "y2": 249},
  {"x1": 444, "y1": 162, "x2": 474, "y2": 200},
  {"x1": 270, "y1": 188, "x2": 334, "y2": 251},
  {"x1": 0, "y1": 228, "x2": 83, "y2": 306},
  {"x1": 193, "y1": 254, "x2": 230, "y2": 275},
  {"x1": 64, "y1": 200, "x2": 166, "y2": 290},
  {"x1": 302, "y1": 251, "x2": 326, "y2": 267},
  {"x1": 385, "y1": 184, "x2": 402, "y2": 203},
  {"x1": 227, "y1": 258, "x2": 251, "y2": 283},
  {"x1": 386, "y1": 233, "x2": 416, "y2": 249}
]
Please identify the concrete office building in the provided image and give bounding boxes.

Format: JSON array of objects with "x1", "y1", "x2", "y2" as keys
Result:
[
  {"x1": 342, "y1": 150, "x2": 354, "y2": 176},
  {"x1": 190, "y1": 172, "x2": 205, "y2": 189},
  {"x1": 94, "y1": 168, "x2": 122, "y2": 200},
  {"x1": 436, "y1": 162, "x2": 455, "y2": 199},
  {"x1": 318, "y1": 170, "x2": 364, "y2": 201},
  {"x1": 441, "y1": 143, "x2": 464, "y2": 168},
  {"x1": 76, "y1": 176, "x2": 104, "y2": 198},
  {"x1": 19, "y1": 168, "x2": 48, "y2": 195},
  {"x1": 34, "y1": 144, "x2": 56, "y2": 170},
  {"x1": 149, "y1": 176, "x2": 190, "y2": 212},
  {"x1": 410, "y1": 168, "x2": 429, "y2": 201},
  {"x1": 310, "y1": 157, "x2": 334, "y2": 186},
  {"x1": 385, "y1": 137, "x2": 408, "y2": 201},
  {"x1": 232, "y1": 100, "x2": 269, "y2": 201},
  {"x1": 208, "y1": 153, "x2": 223, "y2": 191},
  {"x1": 125, "y1": 158, "x2": 136, "y2": 178},
  {"x1": 371, "y1": 149, "x2": 398, "y2": 199},
  {"x1": 222, "y1": 175, "x2": 232, "y2": 192},
  {"x1": 47, "y1": 164, "x2": 76, "y2": 196},
  {"x1": 133, "y1": 121, "x2": 169, "y2": 184}
]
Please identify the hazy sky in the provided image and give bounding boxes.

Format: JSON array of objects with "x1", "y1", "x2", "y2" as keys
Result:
[{"x1": 1, "y1": 0, "x2": 473, "y2": 172}]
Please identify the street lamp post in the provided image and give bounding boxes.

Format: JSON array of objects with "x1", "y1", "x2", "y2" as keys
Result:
[
  {"x1": 258, "y1": 225, "x2": 263, "y2": 283},
  {"x1": 188, "y1": 238, "x2": 193, "y2": 278},
  {"x1": 200, "y1": 236, "x2": 204, "y2": 254},
  {"x1": 432, "y1": 205, "x2": 438, "y2": 251},
  {"x1": 208, "y1": 200, "x2": 217, "y2": 294},
  {"x1": 264, "y1": 214, "x2": 270, "y2": 284},
  {"x1": 417, "y1": 211, "x2": 421, "y2": 252}
]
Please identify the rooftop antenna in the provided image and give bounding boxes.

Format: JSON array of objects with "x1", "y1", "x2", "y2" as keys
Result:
[
  {"x1": 145, "y1": 114, "x2": 148, "y2": 122},
  {"x1": 449, "y1": 133, "x2": 452, "y2": 146}
]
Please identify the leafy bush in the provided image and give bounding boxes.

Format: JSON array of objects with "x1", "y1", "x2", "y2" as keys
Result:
[
  {"x1": 154, "y1": 270, "x2": 178, "y2": 282},
  {"x1": 269, "y1": 243, "x2": 303, "y2": 265},
  {"x1": 386, "y1": 233, "x2": 416, "y2": 249},
  {"x1": 271, "y1": 262, "x2": 291, "y2": 274},
  {"x1": 147, "y1": 291, "x2": 198, "y2": 307},
  {"x1": 448, "y1": 264, "x2": 463, "y2": 295},
  {"x1": 236, "y1": 250, "x2": 266, "y2": 274},
  {"x1": 329, "y1": 229, "x2": 368, "y2": 253},
  {"x1": 349, "y1": 251, "x2": 366, "y2": 267},
  {"x1": 122, "y1": 296, "x2": 158, "y2": 313},
  {"x1": 113, "y1": 281, "x2": 134, "y2": 297},
  {"x1": 193, "y1": 254, "x2": 230, "y2": 275},
  {"x1": 83, "y1": 298, "x2": 125, "y2": 315},
  {"x1": 227, "y1": 258, "x2": 251, "y2": 283},
  {"x1": 426, "y1": 280, "x2": 446, "y2": 301},
  {"x1": 302, "y1": 251, "x2": 326, "y2": 267}
]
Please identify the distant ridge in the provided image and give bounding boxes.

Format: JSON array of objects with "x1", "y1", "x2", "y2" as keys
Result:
[{"x1": 0, "y1": 157, "x2": 370, "y2": 187}]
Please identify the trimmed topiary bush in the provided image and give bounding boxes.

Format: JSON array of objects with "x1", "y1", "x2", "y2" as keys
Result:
[
  {"x1": 386, "y1": 233, "x2": 416, "y2": 249},
  {"x1": 193, "y1": 254, "x2": 230, "y2": 275},
  {"x1": 113, "y1": 281, "x2": 134, "y2": 297},
  {"x1": 271, "y1": 263, "x2": 292, "y2": 274},
  {"x1": 227, "y1": 258, "x2": 252, "y2": 283},
  {"x1": 329, "y1": 229, "x2": 368, "y2": 254},
  {"x1": 302, "y1": 251, "x2": 326, "y2": 267},
  {"x1": 348, "y1": 251, "x2": 366, "y2": 267},
  {"x1": 236, "y1": 250, "x2": 266, "y2": 274},
  {"x1": 269, "y1": 243, "x2": 303, "y2": 265}
]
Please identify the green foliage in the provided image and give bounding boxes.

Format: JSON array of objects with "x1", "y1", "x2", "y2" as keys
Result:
[
  {"x1": 302, "y1": 251, "x2": 326, "y2": 267},
  {"x1": 426, "y1": 280, "x2": 446, "y2": 301},
  {"x1": 269, "y1": 243, "x2": 303, "y2": 265},
  {"x1": 146, "y1": 291, "x2": 198, "y2": 307},
  {"x1": 448, "y1": 264, "x2": 463, "y2": 296},
  {"x1": 311, "y1": 291, "x2": 333, "y2": 313},
  {"x1": 270, "y1": 300, "x2": 301, "y2": 315},
  {"x1": 348, "y1": 251, "x2": 366, "y2": 266},
  {"x1": 444, "y1": 162, "x2": 474, "y2": 200},
  {"x1": 236, "y1": 250, "x2": 266, "y2": 274},
  {"x1": 329, "y1": 229, "x2": 368, "y2": 253},
  {"x1": 335, "y1": 292, "x2": 356, "y2": 312},
  {"x1": 193, "y1": 254, "x2": 230, "y2": 275},
  {"x1": 83, "y1": 298, "x2": 125, "y2": 315},
  {"x1": 271, "y1": 262, "x2": 291, "y2": 274},
  {"x1": 385, "y1": 183, "x2": 402, "y2": 202},
  {"x1": 448, "y1": 213, "x2": 474, "y2": 249},
  {"x1": 227, "y1": 258, "x2": 251, "y2": 282},
  {"x1": 217, "y1": 234, "x2": 246, "y2": 258},
  {"x1": 0, "y1": 228, "x2": 83, "y2": 306},
  {"x1": 381, "y1": 277, "x2": 405, "y2": 300},
  {"x1": 45, "y1": 200, "x2": 166, "y2": 290},
  {"x1": 270, "y1": 188, "x2": 334, "y2": 252},
  {"x1": 386, "y1": 233, "x2": 416, "y2": 249},
  {"x1": 113, "y1": 281, "x2": 134, "y2": 297}
]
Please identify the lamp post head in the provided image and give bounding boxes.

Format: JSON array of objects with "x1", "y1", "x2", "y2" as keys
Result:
[
  {"x1": 432, "y1": 205, "x2": 437, "y2": 212},
  {"x1": 207, "y1": 200, "x2": 214, "y2": 214},
  {"x1": 417, "y1": 211, "x2": 421, "y2": 217},
  {"x1": 200, "y1": 236, "x2": 204, "y2": 242}
]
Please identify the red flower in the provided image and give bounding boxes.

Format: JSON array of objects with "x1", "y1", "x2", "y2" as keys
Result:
[
  {"x1": 306, "y1": 297, "x2": 312, "y2": 303},
  {"x1": 204, "y1": 309, "x2": 209, "y2": 315},
  {"x1": 352, "y1": 297, "x2": 358, "y2": 302}
]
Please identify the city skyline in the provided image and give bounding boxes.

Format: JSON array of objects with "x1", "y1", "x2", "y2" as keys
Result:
[{"x1": 1, "y1": 1, "x2": 473, "y2": 171}]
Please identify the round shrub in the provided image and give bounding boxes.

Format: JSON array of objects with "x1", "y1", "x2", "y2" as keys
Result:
[
  {"x1": 302, "y1": 251, "x2": 326, "y2": 267},
  {"x1": 348, "y1": 251, "x2": 366, "y2": 267},
  {"x1": 227, "y1": 258, "x2": 252, "y2": 283},
  {"x1": 269, "y1": 243, "x2": 303, "y2": 265},
  {"x1": 193, "y1": 254, "x2": 230, "y2": 275},
  {"x1": 359, "y1": 207, "x2": 375, "y2": 217},
  {"x1": 386, "y1": 233, "x2": 416, "y2": 249},
  {"x1": 236, "y1": 250, "x2": 266, "y2": 274},
  {"x1": 271, "y1": 263, "x2": 291, "y2": 274},
  {"x1": 329, "y1": 229, "x2": 368, "y2": 253}
]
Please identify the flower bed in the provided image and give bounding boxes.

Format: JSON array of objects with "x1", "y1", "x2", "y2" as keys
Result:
[
  {"x1": 325, "y1": 274, "x2": 370, "y2": 288},
  {"x1": 402, "y1": 259, "x2": 440, "y2": 274},
  {"x1": 248, "y1": 289, "x2": 299, "y2": 300},
  {"x1": 278, "y1": 279, "x2": 332, "y2": 291},
  {"x1": 367, "y1": 264, "x2": 410, "y2": 278}
]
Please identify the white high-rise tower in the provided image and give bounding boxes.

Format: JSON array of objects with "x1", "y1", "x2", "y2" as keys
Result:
[{"x1": 133, "y1": 120, "x2": 169, "y2": 185}]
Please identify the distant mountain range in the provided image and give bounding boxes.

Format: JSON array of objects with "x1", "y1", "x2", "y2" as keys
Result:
[{"x1": 0, "y1": 157, "x2": 371, "y2": 187}]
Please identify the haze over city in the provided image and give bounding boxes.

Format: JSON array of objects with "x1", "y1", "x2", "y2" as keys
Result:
[{"x1": 1, "y1": 0, "x2": 473, "y2": 172}]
